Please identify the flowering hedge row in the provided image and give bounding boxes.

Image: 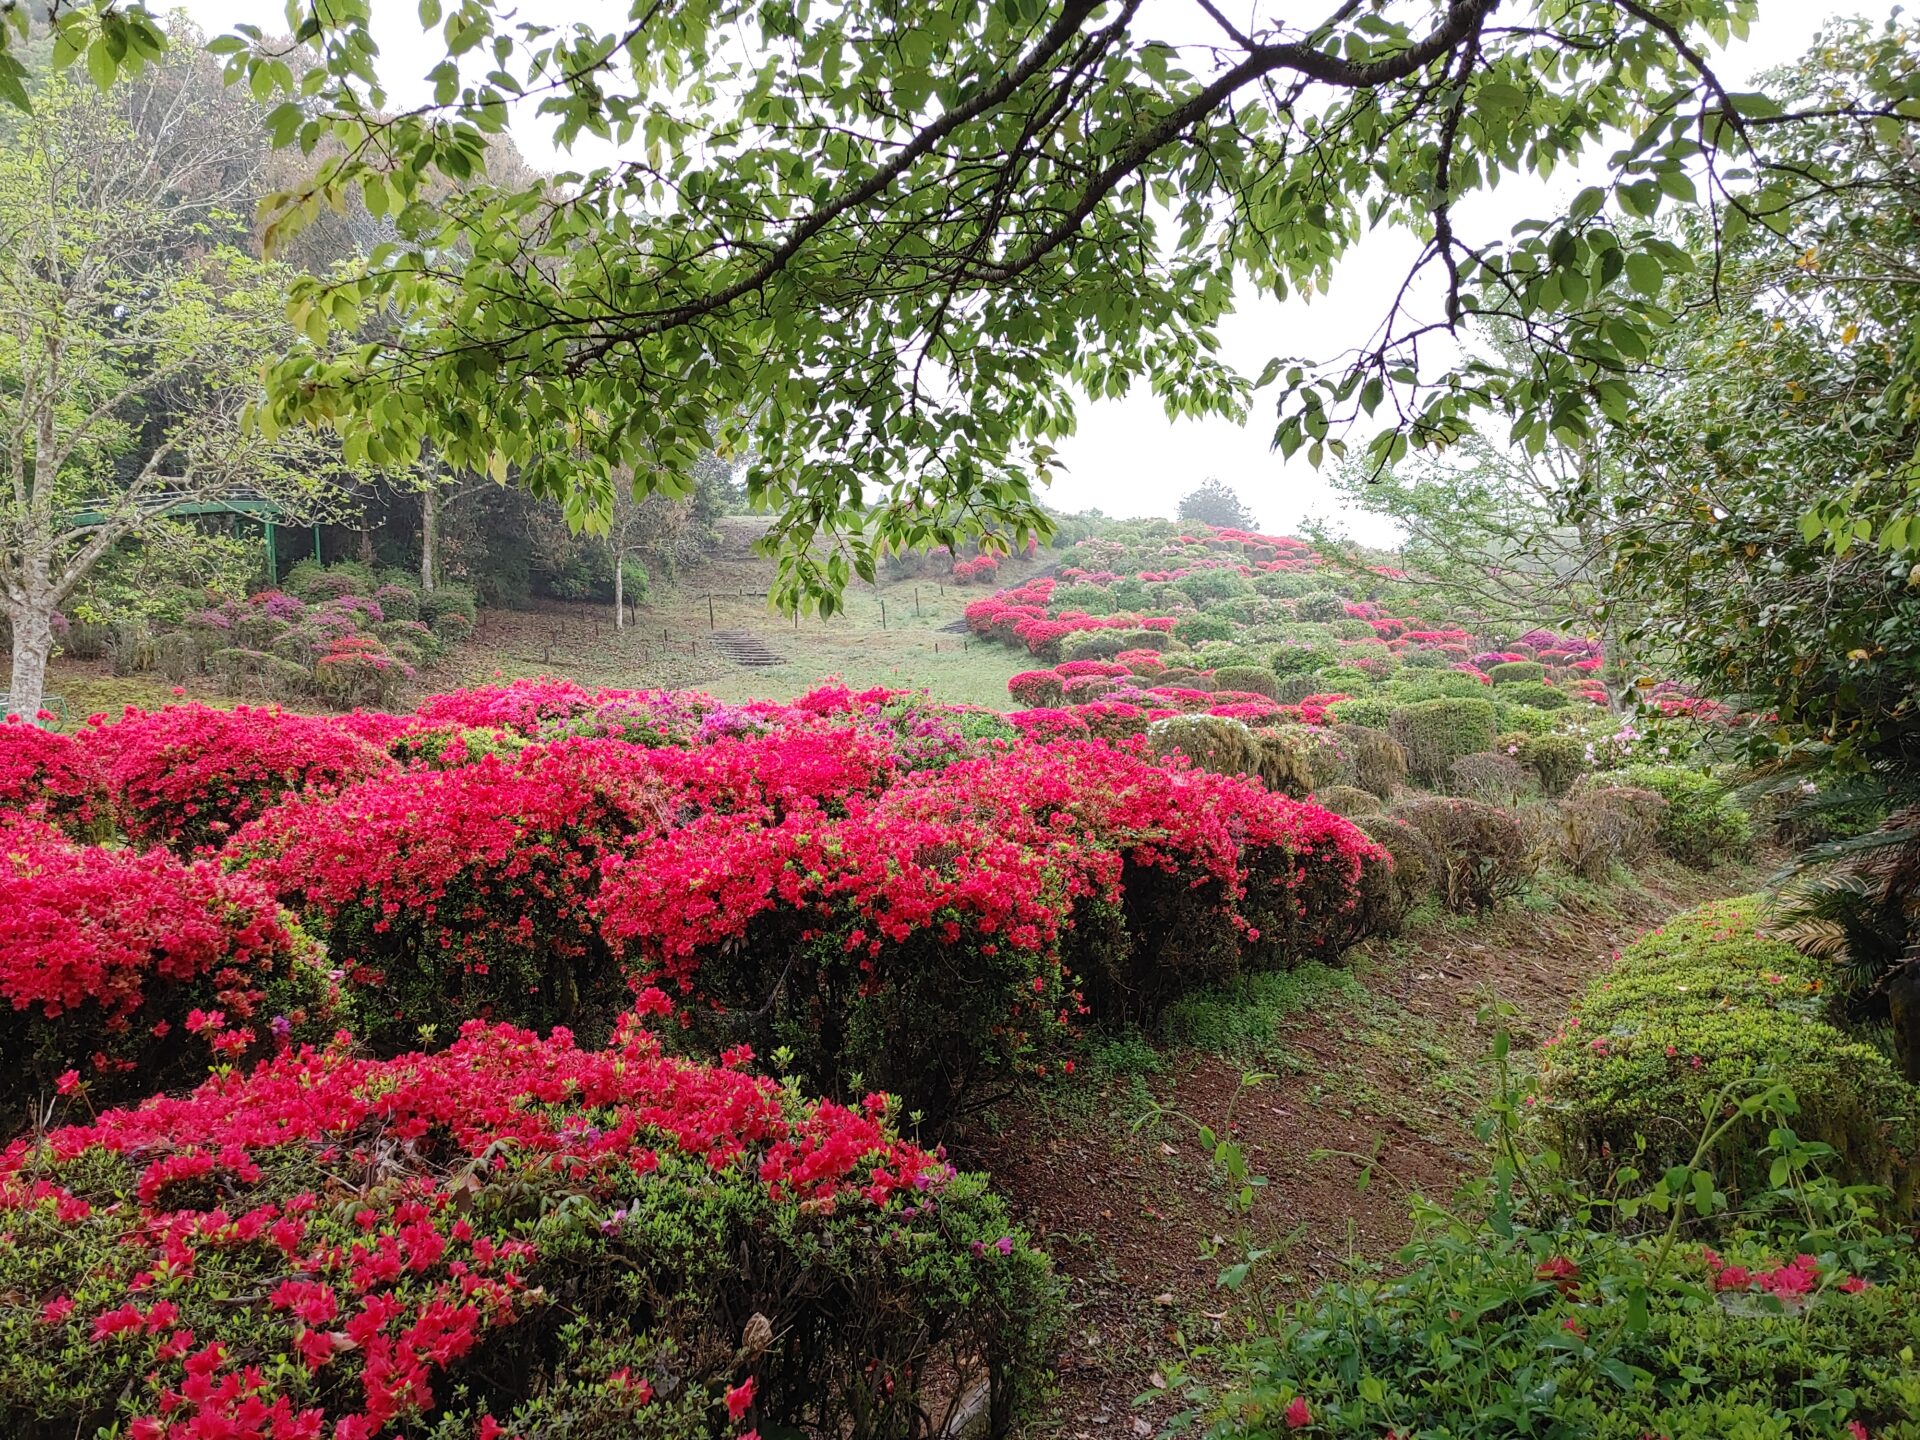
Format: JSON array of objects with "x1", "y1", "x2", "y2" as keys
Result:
[
  {"x1": 12, "y1": 682, "x2": 1383, "y2": 1126},
  {"x1": 0, "y1": 1020, "x2": 1058, "y2": 1439},
  {"x1": 596, "y1": 737, "x2": 1384, "y2": 1116},
  {"x1": 233, "y1": 743, "x2": 675, "y2": 1052},
  {"x1": 0, "y1": 832, "x2": 337, "y2": 1114}
]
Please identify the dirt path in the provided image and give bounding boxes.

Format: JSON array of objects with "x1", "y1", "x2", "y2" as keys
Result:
[{"x1": 966, "y1": 860, "x2": 1762, "y2": 1434}]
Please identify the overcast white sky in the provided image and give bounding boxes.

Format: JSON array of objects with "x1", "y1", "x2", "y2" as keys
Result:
[{"x1": 181, "y1": 0, "x2": 1875, "y2": 540}]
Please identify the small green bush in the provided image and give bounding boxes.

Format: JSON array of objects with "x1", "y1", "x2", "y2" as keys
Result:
[
  {"x1": 1499, "y1": 730, "x2": 1586, "y2": 796},
  {"x1": 1271, "y1": 641, "x2": 1333, "y2": 674},
  {"x1": 1252, "y1": 727, "x2": 1313, "y2": 796},
  {"x1": 1052, "y1": 581, "x2": 1116, "y2": 612},
  {"x1": 1182, "y1": 569, "x2": 1255, "y2": 603},
  {"x1": 1601, "y1": 764, "x2": 1754, "y2": 867},
  {"x1": 1174, "y1": 613, "x2": 1234, "y2": 646},
  {"x1": 1489, "y1": 659, "x2": 1548, "y2": 685},
  {"x1": 1350, "y1": 812, "x2": 1437, "y2": 934},
  {"x1": 1294, "y1": 591, "x2": 1349, "y2": 622},
  {"x1": 1147, "y1": 714, "x2": 1263, "y2": 777},
  {"x1": 1274, "y1": 673, "x2": 1323, "y2": 705},
  {"x1": 1203, "y1": 596, "x2": 1257, "y2": 623},
  {"x1": 1313, "y1": 784, "x2": 1382, "y2": 818},
  {"x1": 431, "y1": 609, "x2": 475, "y2": 644},
  {"x1": 1491, "y1": 678, "x2": 1571, "y2": 710},
  {"x1": 1333, "y1": 724, "x2": 1408, "y2": 799},
  {"x1": 1539, "y1": 896, "x2": 1919, "y2": 1210},
  {"x1": 1554, "y1": 784, "x2": 1666, "y2": 878},
  {"x1": 1213, "y1": 664, "x2": 1279, "y2": 699},
  {"x1": 1252, "y1": 572, "x2": 1314, "y2": 599},
  {"x1": 1157, "y1": 666, "x2": 1212, "y2": 689},
  {"x1": 1061, "y1": 629, "x2": 1129, "y2": 661},
  {"x1": 1117, "y1": 626, "x2": 1179, "y2": 652},
  {"x1": 420, "y1": 584, "x2": 479, "y2": 627},
  {"x1": 1329, "y1": 618, "x2": 1376, "y2": 639},
  {"x1": 1314, "y1": 664, "x2": 1373, "y2": 692},
  {"x1": 1326, "y1": 696, "x2": 1394, "y2": 729},
  {"x1": 1493, "y1": 701, "x2": 1555, "y2": 734},
  {"x1": 1389, "y1": 697, "x2": 1499, "y2": 784},
  {"x1": 284, "y1": 558, "x2": 376, "y2": 601},
  {"x1": 1388, "y1": 671, "x2": 1490, "y2": 701},
  {"x1": 1388, "y1": 795, "x2": 1532, "y2": 910},
  {"x1": 1448, "y1": 751, "x2": 1532, "y2": 806}
]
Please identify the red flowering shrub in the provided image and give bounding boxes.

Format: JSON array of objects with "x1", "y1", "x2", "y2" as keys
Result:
[
  {"x1": 411, "y1": 677, "x2": 600, "y2": 735},
  {"x1": 1007, "y1": 670, "x2": 1066, "y2": 707},
  {"x1": 638, "y1": 726, "x2": 898, "y2": 816},
  {"x1": 597, "y1": 794, "x2": 1089, "y2": 1118},
  {"x1": 0, "y1": 1021, "x2": 1058, "y2": 1439},
  {"x1": 234, "y1": 746, "x2": 670, "y2": 1051},
  {"x1": 0, "y1": 834, "x2": 335, "y2": 1113},
  {"x1": 599, "y1": 740, "x2": 1384, "y2": 1103},
  {"x1": 0, "y1": 719, "x2": 109, "y2": 841},
  {"x1": 81, "y1": 705, "x2": 393, "y2": 856}
]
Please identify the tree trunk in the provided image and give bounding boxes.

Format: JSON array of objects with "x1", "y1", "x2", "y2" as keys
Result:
[
  {"x1": 613, "y1": 549, "x2": 624, "y2": 630},
  {"x1": 1888, "y1": 962, "x2": 1920, "y2": 1085},
  {"x1": 420, "y1": 483, "x2": 438, "y2": 592},
  {"x1": 4, "y1": 595, "x2": 56, "y2": 720}
]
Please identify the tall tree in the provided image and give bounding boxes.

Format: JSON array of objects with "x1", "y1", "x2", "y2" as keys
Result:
[
  {"x1": 1586, "y1": 17, "x2": 1920, "y2": 769},
  {"x1": 1328, "y1": 431, "x2": 1641, "y2": 708},
  {"x1": 1177, "y1": 477, "x2": 1257, "y2": 531},
  {"x1": 0, "y1": 61, "x2": 338, "y2": 716}
]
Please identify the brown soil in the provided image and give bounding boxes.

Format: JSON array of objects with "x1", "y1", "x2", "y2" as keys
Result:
[{"x1": 964, "y1": 860, "x2": 1763, "y2": 1435}]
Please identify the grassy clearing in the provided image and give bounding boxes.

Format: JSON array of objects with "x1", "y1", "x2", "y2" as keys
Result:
[{"x1": 430, "y1": 518, "x2": 1049, "y2": 708}]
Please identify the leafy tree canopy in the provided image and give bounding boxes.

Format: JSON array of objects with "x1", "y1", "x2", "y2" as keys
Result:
[
  {"x1": 7, "y1": 1, "x2": 1918, "y2": 610},
  {"x1": 1577, "y1": 18, "x2": 1920, "y2": 772}
]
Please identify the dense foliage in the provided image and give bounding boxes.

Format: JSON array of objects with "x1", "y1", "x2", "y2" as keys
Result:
[
  {"x1": 0, "y1": 832, "x2": 336, "y2": 1115},
  {"x1": 79, "y1": 704, "x2": 394, "y2": 856},
  {"x1": 0, "y1": 1020, "x2": 1057, "y2": 1440},
  {"x1": 1539, "y1": 898, "x2": 1919, "y2": 1210},
  {"x1": 1174, "y1": 1079, "x2": 1920, "y2": 1440}
]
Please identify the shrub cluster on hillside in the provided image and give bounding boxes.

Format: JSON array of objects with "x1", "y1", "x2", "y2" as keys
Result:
[
  {"x1": 971, "y1": 522, "x2": 1755, "y2": 916},
  {"x1": 60, "y1": 562, "x2": 479, "y2": 710},
  {"x1": 0, "y1": 675, "x2": 1403, "y2": 1436}
]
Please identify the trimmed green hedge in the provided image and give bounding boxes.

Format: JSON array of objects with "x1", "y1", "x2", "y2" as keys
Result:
[
  {"x1": 1489, "y1": 678, "x2": 1570, "y2": 710},
  {"x1": 1499, "y1": 730, "x2": 1586, "y2": 796},
  {"x1": 1213, "y1": 664, "x2": 1279, "y2": 699},
  {"x1": 1489, "y1": 660, "x2": 1547, "y2": 684},
  {"x1": 1538, "y1": 896, "x2": 1919, "y2": 1211},
  {"x1": 1601, "y1": 764, "x2": 1754, "y2": 867},
  {"x1": 1326, "y1": 696, "x2": 1395, "y2": 729},
  {"x1": 1388, "y1": 697, "x2": 1498, "y2": 784}
]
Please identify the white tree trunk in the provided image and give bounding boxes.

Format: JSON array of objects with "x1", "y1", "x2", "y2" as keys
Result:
[
  {"x1": 613, "y1": 549, "x2": 624, "y2": 630},
  {"x1": 420, "y1": 484, "x2": 439, "y2": 593},
  {"x1": 4, "y1": 589, "x2": 56, "y2": 720}
]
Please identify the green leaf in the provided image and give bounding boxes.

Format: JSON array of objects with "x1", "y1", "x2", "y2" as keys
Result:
[
  {"x1": 85, "y1": 38, "x2": 117, "y2": 92},
  {"x1": 1624, "y1": 251, "x2": 1663, "y2": 296},
  {"x1": 0, "y1": 52, "x2": 28, "y2": 112}
]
